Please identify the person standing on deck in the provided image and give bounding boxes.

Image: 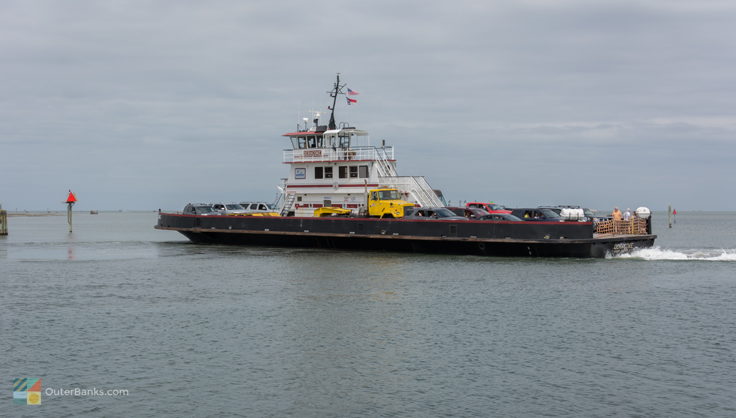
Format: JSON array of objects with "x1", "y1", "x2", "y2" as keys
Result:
[
  {"x1": 612, "y1": 207, "x2": 622, "y2": 221},
  {"x1": 623, "y1": 208, "x2": 632, "y2": 221}
]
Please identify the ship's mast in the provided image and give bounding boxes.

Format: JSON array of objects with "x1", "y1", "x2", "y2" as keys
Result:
[{"x1": 327, "y1": 73, "x2": 345, "y2": 130}]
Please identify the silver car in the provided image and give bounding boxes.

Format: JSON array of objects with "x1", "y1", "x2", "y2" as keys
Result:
[{"x1": 212, "y1": 203, "x2": 248, "y2": 215}]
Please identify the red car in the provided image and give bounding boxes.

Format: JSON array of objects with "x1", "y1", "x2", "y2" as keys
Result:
[{"x1": 466, "y1": 202, "x2": 512, "y2": 214}]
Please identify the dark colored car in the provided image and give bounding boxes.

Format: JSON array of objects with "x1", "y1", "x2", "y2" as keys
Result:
[
  {"x1": 480, "y1": 213, "x2": 524, "y2": 222},
  {"x1": 510, "y1": 208, "x2": 563, "y2": 222},
  {"x1": 404, "y1": 207, "x2": 467, "y2": 220},
  {"x1": 446, "y1": 206, "x2": 490, "y2": 219},
  {"x1": 466, "y1": 202, "x2": 512, "y2": 214},
  {"x1": 538, "y1": 205, "x2": 590, "y2": 221}
]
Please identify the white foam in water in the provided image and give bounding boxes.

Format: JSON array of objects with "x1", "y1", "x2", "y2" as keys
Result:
[{"x1": 612, "y1": 247, "x2": 736, "y2": 261}]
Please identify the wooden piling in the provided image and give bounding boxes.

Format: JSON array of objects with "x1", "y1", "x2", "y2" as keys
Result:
[{"x1": 0, "y1": 208, "x2": 7, "y2": 235}]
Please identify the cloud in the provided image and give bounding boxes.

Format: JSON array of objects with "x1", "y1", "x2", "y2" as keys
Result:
[{"x1": 1, "y1": 0, "x2": 735, "y2": 210}]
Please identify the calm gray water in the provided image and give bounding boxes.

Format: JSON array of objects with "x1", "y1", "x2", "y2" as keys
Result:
[{"x1": 2, "y1": 212, "x2": 735, "y2": 417}]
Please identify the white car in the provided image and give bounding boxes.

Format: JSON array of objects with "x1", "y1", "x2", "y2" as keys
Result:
[
  {"x1": 212, "y1": 203, "x2": 248, "y2": 215},
  {"x1": 239, "y1": 202, "x2": 274, "y2": 214}
]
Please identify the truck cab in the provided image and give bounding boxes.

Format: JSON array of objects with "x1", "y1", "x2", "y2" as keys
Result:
[{"x1": 367, "y1": 188, "x2": 414, "y2": 218}]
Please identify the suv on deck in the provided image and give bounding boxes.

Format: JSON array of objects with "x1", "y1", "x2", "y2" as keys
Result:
[{"x1": 183, "y1": 203, "x2": 217, "y2": 215}]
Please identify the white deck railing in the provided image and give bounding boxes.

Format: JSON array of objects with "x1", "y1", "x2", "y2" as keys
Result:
[{"x1": 283, "y1": 146, "x2": 395, "y2": 163}]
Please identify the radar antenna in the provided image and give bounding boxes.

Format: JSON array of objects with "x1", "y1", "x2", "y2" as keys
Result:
[{"x1": 327, "y1": 73, "x2": 346, "y2": 130}]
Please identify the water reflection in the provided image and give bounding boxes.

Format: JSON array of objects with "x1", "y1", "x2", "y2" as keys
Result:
[{"x1": 67, "y1": 232, "x2": 76, "y2": 260}]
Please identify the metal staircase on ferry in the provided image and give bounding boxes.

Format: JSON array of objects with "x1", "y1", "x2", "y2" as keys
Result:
[
  {"x1": 374, "y1": 146, "x2": 443, "y2": 207},
  {"x1": 374, "y1": 147, "x2": 398, "y2": 177},
  {"x1": 383, "y1": 176, "x2": 444, "y2": 207},
  {"x1": 280, "y1": 193, "x2": 296, "y2": 216}
]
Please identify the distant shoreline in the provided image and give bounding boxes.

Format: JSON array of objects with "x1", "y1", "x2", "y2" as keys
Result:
[
  {"x1": 5, "y1": 210, "x2": 161, "y2": 217},
  {"x1": 7, "y1": 212, "x2": 65, "y2": 217}
]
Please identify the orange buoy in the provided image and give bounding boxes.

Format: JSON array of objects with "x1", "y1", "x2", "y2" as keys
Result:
[{"x1": 65, "y1": 190, "x2": 76, "y2": 233}]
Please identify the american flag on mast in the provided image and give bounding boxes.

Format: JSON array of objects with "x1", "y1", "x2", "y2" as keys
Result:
[{"x1": 346, "y1": 87, "x2": 359, "y2": 105}]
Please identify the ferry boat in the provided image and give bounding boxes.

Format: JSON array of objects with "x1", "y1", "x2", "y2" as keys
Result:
[{"x1": 156, "y1": 75, "x2": 656, "y2": 258}]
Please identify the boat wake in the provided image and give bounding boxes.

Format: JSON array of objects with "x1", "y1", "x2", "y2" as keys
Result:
[{"x1": 611, "y1": 247, "x2": 736, "y2": 261}]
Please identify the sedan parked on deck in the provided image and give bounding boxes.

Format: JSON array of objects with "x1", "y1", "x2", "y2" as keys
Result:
[
  {"x1": 480, "y1": 213, "x2": 524, "y2": 222},
  {"x1": 446, "y1": 206, "x2": 490, "y2": 219},
  {"x1": 510, "y1": 208, "x2": 563, "y2": 222},
  {"x1": 404, "y1": 207, "x2": 467, "y2": 220}
]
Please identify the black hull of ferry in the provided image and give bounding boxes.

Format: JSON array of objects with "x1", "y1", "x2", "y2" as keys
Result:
[{"x1": 156, "y1": 213, "x2": 655, "y2": 258}]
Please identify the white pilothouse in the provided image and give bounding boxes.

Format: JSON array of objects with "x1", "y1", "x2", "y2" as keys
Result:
[{"x1": 278, "y1": 75, "x2": 443, "y2": 217}]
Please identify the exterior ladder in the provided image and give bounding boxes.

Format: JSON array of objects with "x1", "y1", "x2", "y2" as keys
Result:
[
  {"x1": 378, "y1": 176, "x2": 444, "y2": 207},
  {"x1": 406, "y1": 176, "x2": 444, "y2": 207},
  {"x1": 280, "y1": 193, "x2": 296, "y2": 216},
  {"x1": 375, "y1": 148, "x2": 398, "y2": 177}
]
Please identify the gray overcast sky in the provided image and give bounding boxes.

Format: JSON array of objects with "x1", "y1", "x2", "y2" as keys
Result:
[{"x1": 2, "y1": 0, "x2": 735, "y2": 211}]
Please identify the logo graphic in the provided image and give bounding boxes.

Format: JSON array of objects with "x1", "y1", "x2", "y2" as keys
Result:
[{"x1": 13, "y1": 378, "x2": 42, "y2": 405}]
